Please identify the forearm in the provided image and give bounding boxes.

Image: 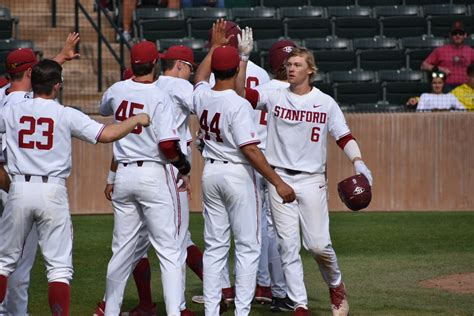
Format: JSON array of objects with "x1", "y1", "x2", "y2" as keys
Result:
[
  {"x1": 342, "y1": 139, "x2": 362, "y2": 163},
  {"x1": 421, "y1": 61, "x2": 436, "y2": 72},
  {"x1": 236, "y1": 60, "x2": 248, "y2": 97},
  {"x1": 241, "y1": 145, "x2": 283, "y2": 187},
  {"x1": 98, "y1": 117, "x2": 140, "y2": 143}
]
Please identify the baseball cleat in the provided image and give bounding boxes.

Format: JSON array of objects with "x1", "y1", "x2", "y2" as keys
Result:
[
  {"x1": 270, "y1": 296, "x2": 295, "y2": 312},
  {"x1": 93, "y1": 301, "x2": 105, "y2": 316},
  {"x1": 293, "y1": 306, "x2": 310, "y2": 315},
  {"x1": 120, "y1": 303, "x2": 157, "y2": 316},
  {"x1": 191, "y1": 295, "x2": 205, "y2": 304},
  {"x1": 180, "y1": 308, "x2": 196, "y2": 316},
  {"x1": 254, "y1": 285, "x2": 272, "y2": 304},
  {"x1": 329, "y1": 282, "x2": 349, "y2": 316}
]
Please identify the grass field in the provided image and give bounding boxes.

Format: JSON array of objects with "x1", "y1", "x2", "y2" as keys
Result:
[{"x1": 25, "y1": 212, "x2": 474, "y2": 315}]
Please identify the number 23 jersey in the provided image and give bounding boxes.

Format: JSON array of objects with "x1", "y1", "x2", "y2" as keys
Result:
[
  {"x1": 193, "y1": 81, "x2": 259, "y2": 164},
  {"x1": 100, "y1": 79, "x2": 180, "y2": 163},
  {"x1": 256, "y1": 87, "x2": 350, "y2": 174}
]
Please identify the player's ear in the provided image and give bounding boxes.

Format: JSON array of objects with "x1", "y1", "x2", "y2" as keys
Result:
[{"x1": 26, "y1": 68, "x2": 33, "y2": 79}]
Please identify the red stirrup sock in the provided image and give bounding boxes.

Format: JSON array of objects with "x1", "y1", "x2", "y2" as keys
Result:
[
  {"x1": 133, "y1": 258, "x2": 153, "y2": 308},
  {"x1": 0, "y1": 275, "x2": 7, "y2": 303},
  {"x1": 186, "y1": 244, "x2": 204, "y2": 280},
  {"x1": 48, "y1": 281, "x2": 70, "y2": 316}
]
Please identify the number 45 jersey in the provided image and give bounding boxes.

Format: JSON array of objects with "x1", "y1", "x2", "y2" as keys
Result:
[
  {"x1": 0, "y1": 95, "x2": 105, "y2": 178},
  {"x1": 193, "y1": 81, "x2": 260, "y2": 164},
  {"x1": 100, "y1": 79, "x2": 180, "y2": 163}
]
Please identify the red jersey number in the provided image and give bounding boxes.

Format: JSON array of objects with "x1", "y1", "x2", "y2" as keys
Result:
[
  {"x1": 246, "y1": 76, "x2": 259, "y2": 89},
  {"x1": 259, "y1": 110, "x2": 268, "y2": 126},
  {"x1": 18, "y1": 116, "x2": 54, "y2": 150},
  {"x1": 115, "y1": 100, "x2": 144, "y2": 134},
  {"x1": 311, "y1": 127, "x2": 320, "y2": 142},
  {"x1": 199, "y1": 110, "x2": 223, "y2": 142}
]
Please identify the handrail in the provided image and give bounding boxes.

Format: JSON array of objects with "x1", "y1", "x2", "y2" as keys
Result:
[{"x1": 74, "y1": 0, "x2": 131, "y2": 92}]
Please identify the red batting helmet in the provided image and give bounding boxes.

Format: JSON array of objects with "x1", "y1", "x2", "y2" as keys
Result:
[{"x1": 337, "y1": 174, "x2": 372, "y2": 211}]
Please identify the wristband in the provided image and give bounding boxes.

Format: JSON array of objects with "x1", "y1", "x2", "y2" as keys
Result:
[
  {"x1": 240, "y1": 54, "x2": 249, "y2": 62},
  {"x1": 106, "y1": 170, "x2": 116, "y2": 185}
]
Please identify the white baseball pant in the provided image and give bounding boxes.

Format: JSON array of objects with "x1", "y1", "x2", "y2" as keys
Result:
[
  {"x1": 0, "y1": 177, "x2": 73, "y2": 287},
  {"x1": 268, "y1": 170, "x2": 342, "y2": 308},
  {"x1": 104, "y1": 162, "x2": 182, "y2": 316},
  {"x1": 202, "y1": 161, "x2": 261, "y2": 316}
]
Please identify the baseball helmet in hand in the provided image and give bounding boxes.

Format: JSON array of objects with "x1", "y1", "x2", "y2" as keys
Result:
[{"x1": 337, "y1": 174, "x2": 372, "y2": 211}]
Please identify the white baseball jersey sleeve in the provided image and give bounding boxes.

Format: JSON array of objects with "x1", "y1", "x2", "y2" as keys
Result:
[
  {"x1": 0, "y1": 97, "x2": 105, "y2": 178},
  {"x1": 256, "y1": 87, "x2": 350, "y2": 173},
  {"x1": 254, "y1": 79, "x2": 290, "y2": 150},
  {"x1": 193, "y1": 81, "x2": 260, "y2": 163},
  {"x1": 155, "y1": 75, "x2": 194, "y2": 154},
  {"x1": 99, "y1": 80, "x2": 180, "y2": 163}
]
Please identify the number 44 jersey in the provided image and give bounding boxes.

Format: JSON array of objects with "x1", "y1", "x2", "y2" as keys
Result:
[
  {"x1": 193, "y1": 81, "x2": 260, "y2": 164},
  {"x1": 100, "y1": 79, "x2": 180, "y2": 163},
  {"x1": 0, "y1": 95, "x2": 105, "y2": 178}
]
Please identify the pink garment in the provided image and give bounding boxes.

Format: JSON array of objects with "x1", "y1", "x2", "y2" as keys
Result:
[{"x1": 424, "y1": 44, "x2": 474, "y2": 85}]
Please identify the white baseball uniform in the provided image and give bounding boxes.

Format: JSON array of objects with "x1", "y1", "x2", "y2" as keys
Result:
[
  {"x1": 214, "y1": 61, "x2": 271, "y2": 291},
  {"x1": 99, "y1": 79, "x2": 183, "y2": 316},
  {"x1": 0, "y1": 88, "x2": 39, "y2": 316},
  {"x1": 0, "y1": 97, "x2": 106, "y2": 303},
  {"x1": 252, "y1": 86, "x2": 350, "y2": 307},
  {"x1": 254, "y1": 79, "x2": 290, "y2": 299},
  {"x1": 194, "y1": 81, "x2": 261, "y2": 316}
]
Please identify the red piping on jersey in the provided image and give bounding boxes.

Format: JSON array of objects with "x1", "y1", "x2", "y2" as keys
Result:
[
  {"x1": 169, "y1": 166, "x2": 181, "y2": 236},
  {"x1": 132, "y1": 79, "x2": 154, "y2": 84},
  {"x1": 245, "y1": 87, "x2": 259, "y2": 109},
  {"x1": 336, "y1": 133, "x2": 355, "y2": 150},
  {"x1": 95, "y1": 124, "x2": 106, "y2": 142},
  {"x1": 252, "y1": 170, "x2": 260, "y2": 245},
  {"x1": 239, "y1": 140, "x2": 261, "y2": 148},
  {"x1": 159, "y1": 140, "x2": 179, "y2": 160}
]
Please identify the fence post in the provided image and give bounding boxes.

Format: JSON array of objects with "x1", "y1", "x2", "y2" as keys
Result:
[
  {"x1": 51, "y1": 0, "x2": 57, "y2": 28},
  {"x1": 98, "y1": 5, "x2": 102, "y2": 92},
  {"x1": 75, "y1": 0, "x2": 80, "y2": 53}
]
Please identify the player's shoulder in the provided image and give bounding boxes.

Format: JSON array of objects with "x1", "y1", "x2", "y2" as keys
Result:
[{"x1": 247, "y1": 61, "x2": 270, "y2": 81}]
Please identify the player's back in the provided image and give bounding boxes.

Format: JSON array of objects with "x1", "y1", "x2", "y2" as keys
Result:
[
  {"x1": 193, "y1": 82, "x2": 259, "y2": 164},
  {"x1": 100, "y1": 79, "x2": 179, "y2": 164},
  {"x1": 0, "y1": 97, "x2": 103, "y2": 178}
]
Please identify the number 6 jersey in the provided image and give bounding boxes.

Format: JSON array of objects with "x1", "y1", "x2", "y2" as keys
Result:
[
  {"x1": 100, "y1": 79, "x2": 180, "y2": 163},
  {"x1": 0, "y1": 97, "x2": 105, "y2": 178},
  {"x1": 193, "y1": 81, "x2": 260, "y2": 164}
]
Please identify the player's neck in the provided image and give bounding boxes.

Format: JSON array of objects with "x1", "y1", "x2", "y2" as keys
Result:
[
  {"x1": 133, "y1": 73, "x2": 154, "y2": 84},
  {"x1": 290, "y1": 82, "x2": 312, "y2": 95},
  {"x1": 213, "y1": 78, "x2": 235, "y2": 91},
  {"x1": 9, "y1": 80, "x2": 31, "y2": 93},
  {"x1": 34, "y1": 92, "x2": 56, "y2": 100}
]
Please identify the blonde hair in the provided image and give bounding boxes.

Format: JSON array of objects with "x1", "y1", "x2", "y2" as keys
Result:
[{"x1": 285, "y1": 47, "x2": 318, "y2": 82}]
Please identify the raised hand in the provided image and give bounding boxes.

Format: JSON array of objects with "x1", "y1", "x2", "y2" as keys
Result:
[{"x1": 237, "y1": 27, "x2": 253, "y2": 61}]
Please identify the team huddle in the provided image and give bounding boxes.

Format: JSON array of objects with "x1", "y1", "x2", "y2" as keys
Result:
[{"x1": 0, "y1": 19, "x2": 372, "y2": 316}]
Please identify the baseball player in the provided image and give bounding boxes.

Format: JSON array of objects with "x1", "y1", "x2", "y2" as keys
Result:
[
  {"x1": 243, "y1": 47, "x2": 373, "y2": 316},
  {"x1": 193, "y1": 20, "x2": 295, "y2": 316},
  {"x1": 0, "y1": 58, "x2": 150, "y2": 316},
  {"x1": 0, "y1": 33, "x2": 81, "y2": 316},
  {"x1": 99, "y1": 41, "x2": 191, "y2": 316}
]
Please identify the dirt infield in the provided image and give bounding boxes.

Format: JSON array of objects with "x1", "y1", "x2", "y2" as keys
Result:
[{"x1": 419, "y1": 273, "x2": 474, "y2": 294}]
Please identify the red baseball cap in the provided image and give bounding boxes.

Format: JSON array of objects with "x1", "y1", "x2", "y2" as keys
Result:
[
  {"x1": 122, "y1": 67, "x2": 133, "y2": 80},
  {"x1": 450, "y1": 20, "x2": 465, "y2": 32},
  {"x1": 130, "y1": 41, "x2": 159, "y2": 65},
  {"x1": 160, "y1": 45, "x2": 197, "y2": 67},
  {"x1": 211, "y1": 45, "x2": 240, "y2": 71},
  {"x1": 6, "y1": 48, "x2": 38, "y2": 74},
  {"x1": 208, "y1": 21, "x2": 241, "y2": 49},
  {"x1": 269, "y1": 40, "x2": 297, "y2": 72}
]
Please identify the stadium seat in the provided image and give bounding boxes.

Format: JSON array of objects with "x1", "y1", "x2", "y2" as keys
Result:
[
  {"x1": 404, "y1": 0, "x2": 447, "y2": 4},
  {"x1": 310, "y1": 0, "x2": 354, "y2": 6},
  {"x1": 353, "y1": 102, "x2": 403, "y2": 112},
  {"x1": 327, "y1": 6, "x2": 372, "y2": 18},
  {"x1": 188, "y1": 18, "x2": 216, "y2": 39},
  {"x1": 235, "y1": 18, "x2": 284, "y2": 40},
  {"x1": 380, "y1": 16, "x2": 427, "y2": 38},
  {"x1": 423, "y1": 4, "x2": 468, "y2": 16},
  {"x1": 384, "y1": 82, "x2": 429, "y2": 105},
  {"x1": 193, "y1": 50, "x2": 209, "y2": 64},
  {"x1": 465, "y1": 36, "x2": 474, "y2": 47},
  {"x1": 312, "y1": 71, "x2": 325, "y2": 83},
  {"x1": 378, "y1": 69, "x2": 425, "y2": 82},
  {"x1": 352, "y1": 37, "x2": 398, "y2": 50},
  {"x1": 225, "y1": 0, "x2": 260, "y2": 8},
  {"x1": 231, "y1": 7, "x2": 277, "y2": 19},
  {"x1": 279, "y1": 6, "x2": 325, "y2": 18},
  {"x1": 0, "y1": 50, "x2": 8, "y2": 75},
  {"x1": 452, "y1": 0, "x2": 474, "y2": 3},
  {"x1": 0, "y1": 39, "x2": 36, "y2": 75},
  {"x1": 157, "y1": 38, "x2": 206, "y2": 51},
  {"x1": 334, "y1": 83, "x2": 382, "y2": 105},
  {"x1": 334, "y1": 17, "x2": 380, "y2": 39},
  {"x1": 357, "y1": 0, "x2": 401, "y2": 6},
  {"x1": 304, "y1": 37, "x2": 352, "y2": 50},
  {"x1": 373, "y1": 5, "x2": 420, "y2": 18},
  {"x1": 401, "y1": 36, "x2": 447, "y2": 49},
  {"x1": 257, "y1": 38, "x2": 302, "y2": 51},
  {"x1": 429, "y1": 16, "x2": 473, "y2": 37},
  {"x1": 139, "y1": 19, "x2": 187, "y2": 41},
  {"x1": 406, "y1": 48, "x2": 432, "y2": 70},
  {"x1": 313, "y1": 50, "x2": 356, "y2": 72},
  {"x1": 134, "y1": 7, "x2": 181, "y2": 20},
  {"x1": 358, "y1": 49, "x2": 405, "y2": 70},
  {"x1": 262, "y1": 0, "x2": 308, "y2": 7},
  {"x1": 0, "y1": 20, "x2": 14, "y2": 40},
  {"x1": 328, "y1": 69, "x2": 376, "y2": 83},
  {"x1": 285, "y1": 17, "x2": 331, "y2": 39},
  {"x1": 183, "y1": 7, "x2": 228, "y2": 19},
  {"x1": 312, "y1": 82, "x2": 334, "y2": 97}
]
